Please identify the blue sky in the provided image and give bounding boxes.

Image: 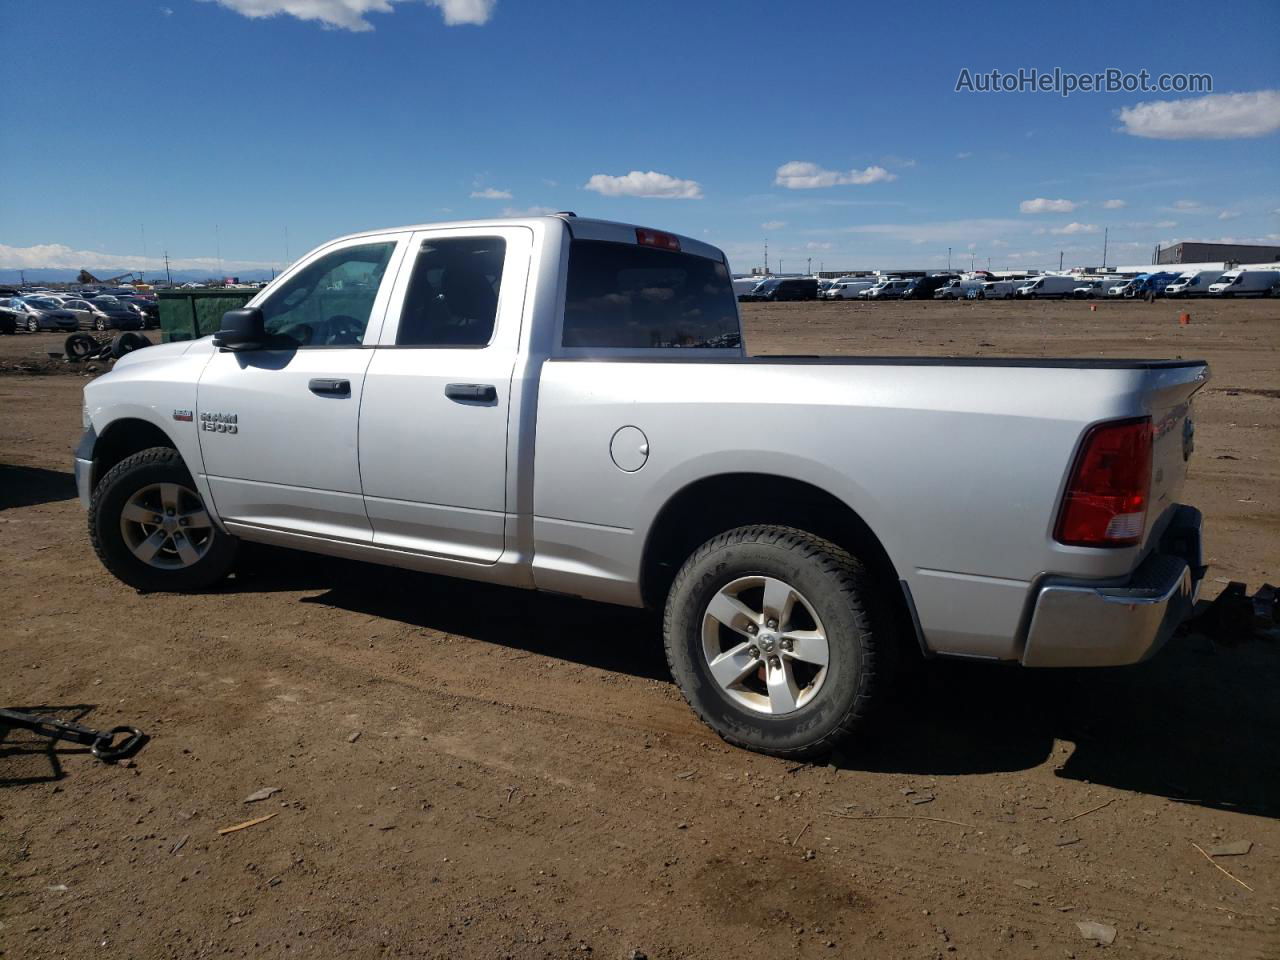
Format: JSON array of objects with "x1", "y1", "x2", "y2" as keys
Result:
[{"x1": 2, "y1": 0, "x2": 1278, "y2": 277}]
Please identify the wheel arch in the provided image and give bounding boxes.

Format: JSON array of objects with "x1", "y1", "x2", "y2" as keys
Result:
[
  {"x1": 88, "y1": 417, "x2": 182, "y2": 493},
  {"x1": 639, "y1": 472, "x2": 920, "y2": 653}
]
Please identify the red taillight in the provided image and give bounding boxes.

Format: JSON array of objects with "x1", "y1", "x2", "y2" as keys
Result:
[
  {"x1": 1054, "y1": 417, "x2": 1152, "y2": 547},
  {"x1": 635, "y1": 227, "x2": 680, "y2": 251}
]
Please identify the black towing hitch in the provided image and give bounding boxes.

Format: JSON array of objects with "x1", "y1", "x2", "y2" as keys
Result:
[{"x1": 0, "y1": 708, "x2": 147, "y2": 763}]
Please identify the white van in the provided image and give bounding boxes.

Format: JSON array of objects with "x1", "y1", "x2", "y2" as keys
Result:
[
  {"x1": 825, "y1": 279, "x2": 875, "y2": 299},
  {"x1": 1164, "y1": 270, "x2": 1223, "y2": 297},
  {"x1": 1207, "y1": 269, "x2": 1280, "y2": 298},
  {"x1": 933, "y1": 278, "x2": 987, "y2": 300},
  {"x1": 978, "y1": 280, "x2": 1022, "y2": 299},
  {"x1": 1015, "y1": 276, "x2": 1078, "y2": 299}
]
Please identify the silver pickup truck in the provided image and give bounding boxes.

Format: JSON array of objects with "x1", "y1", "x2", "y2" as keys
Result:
[{"x1": 74, "y1": 215, "x2": 1208, "y2": 758}]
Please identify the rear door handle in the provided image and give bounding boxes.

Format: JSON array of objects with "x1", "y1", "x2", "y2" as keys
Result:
[
  {"x1": 445, "y1": 383, "x2": 497, "y2": 403},
  {"x1": 308, "y1": 378, "x2": 351, "y2": 397}
]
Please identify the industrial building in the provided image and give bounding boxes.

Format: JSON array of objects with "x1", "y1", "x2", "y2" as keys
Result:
[{"x1": 1155, "y1": 242, "x2": 1280, "y2": 266}]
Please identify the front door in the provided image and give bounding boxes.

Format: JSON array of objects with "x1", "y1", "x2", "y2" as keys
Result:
[
  {"x1": 197, "y1": 233, "x2": 408, "y2": 542},
  {"x1": 358, "y1": 226, "x2": 532, "y2": 563}
]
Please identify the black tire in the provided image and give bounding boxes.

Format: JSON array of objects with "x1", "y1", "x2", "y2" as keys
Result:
[
  {"x1": 110, "y1": 331, "x2": 150, "y2": 358},
  {"x1": 27, "y1": 317, "x2": 39, "y2": 332},
  {"x1": 89, "y1": 447, "x2": 237, "y2": 592},
  {"x1": 663, "y1": 525, "x2": 889, "y2": 759},
  {"x1": 95, "y1": 317, "x2": 108, "y2": 331},
  {"x1": 65, "y1": 333, "x2": 98, "y2": 360}
]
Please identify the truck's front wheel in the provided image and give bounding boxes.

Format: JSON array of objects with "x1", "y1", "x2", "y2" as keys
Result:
[
  {"x1": 663, "y1": 525, "x2": 887, "y2": 759},
  {"x1": 89, "y1": 447, "x2": 237, "y2": 592}
]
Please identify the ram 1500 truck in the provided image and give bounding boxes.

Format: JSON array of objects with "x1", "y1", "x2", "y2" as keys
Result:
[{"x1": 75, "y1": 215, "x2": 1209, "y2": 758}]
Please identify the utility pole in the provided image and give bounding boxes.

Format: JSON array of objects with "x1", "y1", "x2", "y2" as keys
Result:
[
  {"x1": 970, "y1": 253, "x2": 975, "y2": 272},
  {"x1": 163, "y1": 252, "x2": 172, "y2": 285},
  {"x1": 807, "y1": 257, "x2": 812, "y2": 275},
  {"x1": 947, "y1": 247, "x2": 951, "y2": 271},
  {"x1": 1101, "y1": 227, "x2": 1108, "y2": 269},
  {"x1": 987, "y1": 257, "x2": 992, "y2": 271},
  {"x1": 763, "y1": 238, "x2": 768, "y2": 275},
  {"x1": 1059, "y1": 250, "x2": 1064, "y2": 271},
  {"x1": 779, "y1": 259, "x2": 783, "y2": 274}
]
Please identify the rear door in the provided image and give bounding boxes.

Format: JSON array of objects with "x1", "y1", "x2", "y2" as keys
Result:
[
  {"x1": 196, "y1": 233, "x2": 408, "y2": 542},
  {"x1": 357, "y1": 225, "x2": 532, "y2": 563}
]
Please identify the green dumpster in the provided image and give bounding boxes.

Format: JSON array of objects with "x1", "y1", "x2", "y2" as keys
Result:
[{"x1": 157, "y1": 289, "x2": 257, "y2": 343}]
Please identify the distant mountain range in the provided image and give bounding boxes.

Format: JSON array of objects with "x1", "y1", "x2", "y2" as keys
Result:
[{"x1": 0, "y1": 268, "x2": 278, "y2": 285}]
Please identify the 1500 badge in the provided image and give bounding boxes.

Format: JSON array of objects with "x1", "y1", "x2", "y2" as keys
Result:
[{"x1": 200, "y1": 411, "x2": 239, "y2": 434}]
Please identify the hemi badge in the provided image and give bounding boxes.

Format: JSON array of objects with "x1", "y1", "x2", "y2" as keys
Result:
[{"x1": 173, "y1": 409, "x2": 194, "y2": 422}]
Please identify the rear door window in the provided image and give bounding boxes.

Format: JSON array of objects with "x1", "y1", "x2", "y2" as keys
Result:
[
  {"x1": 396, "y1": 236, "x2": 505, "y2": 347},
  {"x1": 563, "y1": 240, "x2": 740, "y2": 349}
]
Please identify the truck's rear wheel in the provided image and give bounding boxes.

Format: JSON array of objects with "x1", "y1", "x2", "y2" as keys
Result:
[
  {"x1": 89, "y1": 447, "x2": 237, "y2": 592},
  {"x1": 663, "y1": 525, "x2": 887, "y2": 759}
]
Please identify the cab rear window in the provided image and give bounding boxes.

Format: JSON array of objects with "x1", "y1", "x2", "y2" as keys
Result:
[{"x1": 562, "y1": 240, "x2": 740, "y2": 349}]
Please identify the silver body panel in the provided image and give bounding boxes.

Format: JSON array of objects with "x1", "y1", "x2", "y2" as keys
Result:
[{"x1": 79, "y1": 215, "x2": 1209, "y2": 667}]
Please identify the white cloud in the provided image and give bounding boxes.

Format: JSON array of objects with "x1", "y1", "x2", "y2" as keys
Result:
[
  {"x1": 1155, "y1": 220, "x2": 1178, "y2": 229},
  {"x1": 829, "y1": 217, "x2": 1022, "y2": 244},
  {"x1": 955, "y1": 152, "x2": 973, "y2": 160},
  {"x1": 1102, "y1": 199, "x2": 1127, "y2": 209},
  {"x1": 1172, "y1": 199, "x2": 1201, "y2": 210},
  {"x1": 583, "y1": 170, "x2": 703, "y2": 199},
  {"x1": 470, "y1": 187, "x2": 511, "y2": 199},
  {"x1": 1117, "y1": 90, "x2": 1280, "y2": 140},
  {"x1": 501, "y1": 205, "x2": 556, "y2": 217},
  {"x1": 761, "y1": 220, "x2": 786, "y2": 231},
  {"x1": 1217, "y1": 210, "x2": 1241, "y2": 220},
  {"x1": 1019, "y1": 197, "x2": 1078, "y2": 214},
  {"x1": 160, "y1": 5, "x2": 174, "y2": 14},
  {"x1": 1051, "y1": 222, "x2": 1099, "y2": 235},
  {"x1": 0, "y1": 242, "x2": 275, "y2": 272},
  {"x1": 774, "y1": 161, "x2": 897, "y2": 189},
  {"x1": 805, "y1": 242, "x2": 832, "y2": 250},
  {"x1": 202, "y1": 0, "x2": 495, "y2": 32}
]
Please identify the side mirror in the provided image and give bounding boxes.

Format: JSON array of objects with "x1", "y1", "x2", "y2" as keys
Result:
[{"x1": 213, "y1": 307, "x2": 265, "y2": 351}]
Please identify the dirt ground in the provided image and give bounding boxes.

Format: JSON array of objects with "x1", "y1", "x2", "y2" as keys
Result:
[{"x1": 2, "y1": 299, "x2": 1277, "y2": 960}]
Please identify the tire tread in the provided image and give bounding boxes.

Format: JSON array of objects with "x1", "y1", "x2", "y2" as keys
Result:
[{"x1": 662, "y1": 524, "x2": 884, "y2": 760}]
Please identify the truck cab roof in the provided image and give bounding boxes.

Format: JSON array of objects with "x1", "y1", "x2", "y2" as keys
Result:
[{"x1": 326, "y1": 215, "x2": 728, "y2": 264}]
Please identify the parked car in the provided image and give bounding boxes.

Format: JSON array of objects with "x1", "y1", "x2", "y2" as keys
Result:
[
  {"x1": 1207, "y1": 269, "x2": 1280, "y2": 298},
  {"x1": 115, "y1": 295, "x2": 160, "y2": 327},
  {"x1": 75, "y1": 214, "x2": 1210, "y2": 759},
  {"x1": 900, "y1": 275, "x2": 956, "y2": 300},
  {"x1": 933, "y1": 278, "x2": 987, "y2": 300},
  {"x1": 1071, "y1": 280, "x2": 1107, "y2": 299},
  {"x1": 1163, "y1": 270, "x2": 1223, "y2": 297},
  {"x1": 865, "y1": 279, "x2": 911, "y2": 300},
  {"x1": 979, "y1": 280, "x2": 1022, "y2": 299},
  {"x1": 72, "y1": 298, "x2": 144, "y2": 331},
  {"x1": 0, "y1": 299, "x2": 18, "y2": 334},
  {"x1": 744, "y1": 277, "x2": 819, "y2": 301},
  {"x1": 824, "y1": 280, "x2": 875, "y2": 300},
  {"x1": 11, "y1": 296, "x2": 79, "y2": 332},
  {"x1": 733, "y1": 277, "x2": 765, "y2": 300},
  {"x1": 1015, "y1": 276, "x2": 1078, "y2": 299}
]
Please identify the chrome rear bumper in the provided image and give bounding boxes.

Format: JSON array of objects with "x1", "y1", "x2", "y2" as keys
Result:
[{"x1": 1022, "y1": 506, "x2": 1204, "y2": 668}]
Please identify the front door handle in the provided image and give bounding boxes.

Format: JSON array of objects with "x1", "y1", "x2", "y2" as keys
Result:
[
  {"x1": 445, "y1": 383, "x2": 497, "y2": 403},
  {"x1": 309, "y1": 378, "x2": 351, "y2": 397}
]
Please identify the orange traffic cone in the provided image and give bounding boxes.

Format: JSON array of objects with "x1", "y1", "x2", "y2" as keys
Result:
[{"x1": 1179, "y1": 312, "x2": 1191, "y2": 325}]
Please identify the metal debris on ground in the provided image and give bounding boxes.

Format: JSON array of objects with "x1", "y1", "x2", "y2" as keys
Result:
[
  {"x1": 0, "y1": 707, "x2": 146, "y2": 762},
  {"x1": 244, "y1": 787, "x2": 282, "y2": 803}
]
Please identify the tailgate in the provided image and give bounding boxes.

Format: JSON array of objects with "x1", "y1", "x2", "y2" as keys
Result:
[{"x1": 1143, "y1": 362, "x2": 1209, "y2": 547}]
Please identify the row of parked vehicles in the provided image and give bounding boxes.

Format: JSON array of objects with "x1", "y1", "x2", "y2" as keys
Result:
[
  {"x1": 0, "y1": 290, "x2": 158, "y2": 334},
  {"x1": 733, "y1": 265, "x2": 1280, "y2": 304}
]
